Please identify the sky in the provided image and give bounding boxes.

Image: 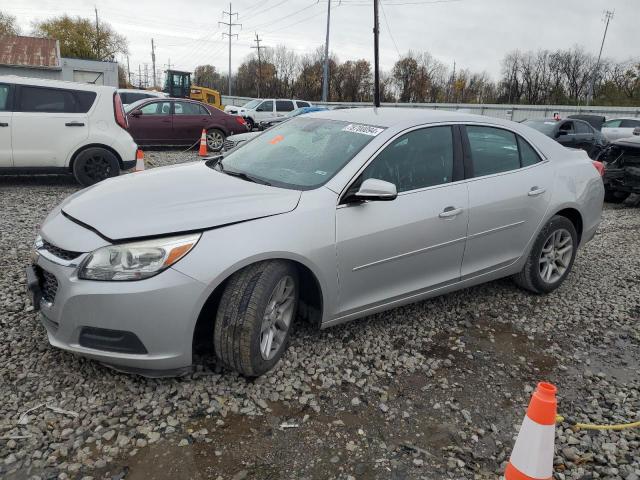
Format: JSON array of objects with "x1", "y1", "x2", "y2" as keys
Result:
[{"x1": 5, "y1": 0, "x2": 640, "y2": 86}]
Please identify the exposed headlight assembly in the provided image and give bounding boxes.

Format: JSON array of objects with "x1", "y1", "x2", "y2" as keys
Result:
[{"x1": 78, "y1": 233, "x2": 201, "y2": 281}]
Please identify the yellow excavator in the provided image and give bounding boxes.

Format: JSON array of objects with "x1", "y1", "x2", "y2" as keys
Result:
[{"x1": 163, "y1": 70, "x2": 223, "y2": 110}]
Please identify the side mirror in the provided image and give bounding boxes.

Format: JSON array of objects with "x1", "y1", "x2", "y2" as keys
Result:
[
  {"x1": 556, "y1": 130, "x2": 567, "y2": 138},
  {"x1": 130, "y1": 109, "x2": 142, "y2": 117},
  {"x1": 351, "y1": 178, "x2": 397, "y2": 202}
]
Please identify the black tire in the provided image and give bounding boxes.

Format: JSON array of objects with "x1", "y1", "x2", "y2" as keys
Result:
[
  {"x1": 513, "y1": 215, "x2": 578, "y2": 294},
  {"x1": 244, "y1": 117, "x2": 254, "y2": 131},
  {"x1": 604, "y1": 189, "x2": 630, "y2": 204},
  {"x1": 72, "y1": 147, "x2": 120, "y2": 187},
  {"x1": 214, "y1": 260, "x2": 299, "y2": 377}
]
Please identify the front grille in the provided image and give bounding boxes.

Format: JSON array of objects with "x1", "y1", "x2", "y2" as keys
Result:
[
  {"x1": 38, "y1": 268, "x2": 59, "y2": 304},
  {"x1": 42, "y1": 239, "x2": 82, "y2": 261},
  {"x1": 223, "y1": 139, "x2": 236, "y2": 151}
]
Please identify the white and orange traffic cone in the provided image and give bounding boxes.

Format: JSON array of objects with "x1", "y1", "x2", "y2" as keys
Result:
[
  {"x1": 505, "y1": 382, "x2": 557, "y2": 480},
  {"x1": 198, "y1": 129, "x2": 208, "y2": 157},
  {"x1": 134, "y1": 148, "x2": 145, "y2": 172}
]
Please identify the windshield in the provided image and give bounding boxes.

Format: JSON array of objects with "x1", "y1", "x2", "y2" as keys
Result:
[
  {"x1": 242, "y1": 99, "x2": 261, "y2": 109},
  {"x1": 523, "y1": 120, "x2": 557, "y2": 136},
  {"x1": 219, "y1": 117, "x2": 384, "y2": 190}
]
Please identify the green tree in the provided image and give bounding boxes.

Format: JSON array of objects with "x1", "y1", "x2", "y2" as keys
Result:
[
  {"x1": 32, "y1": 15, "x2": 128, "y2": 61},
  {"x1": 193, "y1": 65, "x2": 223, "y2": 90},
  {"x1": 0, "y1": 11, "x2": 20, "y2": 36}
]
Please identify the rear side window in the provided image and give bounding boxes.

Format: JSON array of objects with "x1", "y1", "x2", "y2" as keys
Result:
[
  {"x1": 0, "y1": 84, "x2": 11, "y2": 111},
  {"x1": 575, "y1": 122, "x2": 591, "y2": 134},
  {"x1": 517, "y1": 137, "x2": 542, "y2": 167},
  {"x1": 174, "y1": 102, "x2": 207, "y2": 115},
  {"x1": 296, "y1": 101, "x2": 310, "y2": 108},
  {"x1": 18, "y1": 86, "x2": 96, "y2": 113},
  {"x1": 276, "y1": 100, "x2": 294, "y2": 112},
  {"x1": 620, "y1": 119, "x2": 640, "y2": 128},
  {"x1": 467, "y1": 126, "x2": 520, "y2": 177}
]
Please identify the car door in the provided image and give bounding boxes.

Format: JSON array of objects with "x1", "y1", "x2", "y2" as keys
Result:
[
  {"x1": 172, "y1": 101, "x2": 210, "y2": 143},
  {"x1": 127, "y1": 100, "x2": 173, "y2": 145},
  {"x1": 620, "y1": 119, "x2": 640, "y2": 138},
  {"x1": 335, "y1": 125, "x2": 468, "y2": 316},
  {"x1": 573, "y1": 121, "x2": 596, "y2": 154},
  {"x1": 254, "y1": 100, "x2": 274, "y2": 121},
  {"x1": 555, "y1": 120, "x2": 576, "y2": 148},
  {"x1": 0, "y1": 83, "x2": 13, "y2": 167},
  {"x1": 461, "y1": 125, "x2": 552, "y2": 278},
  {"x1": 11, "y1": 85, "x2": 92, "y2": 167},
  {"x1": 602, "y1": 119, "x2": 625, "y2": 141}
]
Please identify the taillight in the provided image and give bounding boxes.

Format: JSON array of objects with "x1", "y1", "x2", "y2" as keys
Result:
[
  {"x1": 235, "y1": 116, "x2": 246, "y2": 125},
  {"x1": 113, "y1": 93, "x2": 128, "y2": 130},
  {"x1": 592, "y1": 160, "x2": 605, "y2": 177}
]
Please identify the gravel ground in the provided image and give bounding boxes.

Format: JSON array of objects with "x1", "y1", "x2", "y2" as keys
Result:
[{"x1": 1, "y1": 151, "x2": 639, "y2": 480}]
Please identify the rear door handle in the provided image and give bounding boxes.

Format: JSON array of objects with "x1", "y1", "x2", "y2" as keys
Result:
[
  {"x1": 65, "y1": 122, "x2": 85, "y2": 127},
  {"x1": 528, "y1": 187, "x2": 546, "y2": 197},
  {"x1": 439, "y1": 206, "x2": 463, "y2": 218},
  {"x1": 0, "y1": 122, "x2": 8, "y2": 127}
]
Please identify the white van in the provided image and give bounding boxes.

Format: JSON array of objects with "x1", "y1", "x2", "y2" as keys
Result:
[
  {"x1": 0, "y1": 76, "x2": 137, "y2": 186},
  {"x1": 224, "y1": 99, "x2": 312, "y2": 129}
]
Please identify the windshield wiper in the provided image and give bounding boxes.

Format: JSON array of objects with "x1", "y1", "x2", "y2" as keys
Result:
[{"x1": 219, "y1": 164, "x2": 271, "y2": 186}]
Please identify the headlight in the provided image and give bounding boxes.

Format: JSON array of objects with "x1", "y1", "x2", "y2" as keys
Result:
[{"x1": 78, "y1": 233, "x2": 201, "y2": 281}]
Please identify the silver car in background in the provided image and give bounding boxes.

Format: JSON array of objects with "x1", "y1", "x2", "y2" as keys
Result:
[{"x1": 27, "y1": 108, "x2": 604, "y2": 377}]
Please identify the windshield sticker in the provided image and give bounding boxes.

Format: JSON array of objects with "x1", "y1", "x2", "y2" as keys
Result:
[
  {"x1": 269, "y1": 135, "x2": 285, "y2": 145},
  {"x1": 342, "y1": 124, "x2": 384, "y2": 136},
  {"x1": 544, "y1": 121, "x2": 556, "y2": 125},
  {"x1": 314, "y1": 170, "x2": 328, "y2": 176}
]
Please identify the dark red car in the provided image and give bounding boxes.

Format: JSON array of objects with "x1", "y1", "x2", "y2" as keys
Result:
[{"x1": 125, "y1": 98, "x2": 248, "y2": 151}]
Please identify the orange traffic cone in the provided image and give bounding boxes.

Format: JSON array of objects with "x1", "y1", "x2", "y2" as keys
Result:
[
  {"x1": 198, "y1": 129, "x2": 208, "y2": 156},
  {"x1": 134, "y1": 149, "x2": 145, "y2": 172},
  {"x1": 505, "y1": 382, "x2": 557, "y2": 480}
]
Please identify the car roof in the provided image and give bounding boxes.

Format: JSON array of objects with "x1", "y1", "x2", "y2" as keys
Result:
[
  {"x1": 308, "y1": 107, "x2": 521, "y2": 129},
  {"x1": 0, "y1": 74, "x2": 115, "y2": 93}
]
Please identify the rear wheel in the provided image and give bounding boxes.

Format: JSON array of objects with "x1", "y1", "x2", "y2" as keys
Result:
[
  {"x1": 214, "y1": 261, "x2": 299, "y2": 377},
  {"x1": 72, "y1": 147, "x2": 120, "y2": 187},
  {"x1": 604, "y1": 189, "x2": 630, "y2": 204},
  {"x1": 513, "y1": 215, "x2": 577, "y2": 294},
  {"x1": 206, "y1": 129, "x2": 225, "y2": 152}
]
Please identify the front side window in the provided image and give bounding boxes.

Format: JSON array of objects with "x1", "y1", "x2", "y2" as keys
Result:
[
  {"x1": 276, "y1": 100, "x2": 294, "y2": 112},
  {"x1": 467, "y1": 126, "x2": 520, "y2": 177},
  {"x1": 360, "y1": 126, "x2": 454, "y2": 193},
  {"x1": 0, "y1": 84, "x2": 10, "y2": 111},
  {"x1": 256, "y1": 100, "x2": 273, "y2": 112},
  {"x1": 219, "y1": 117, "x2": 383, "y2": 190},
  {"x1": 559, "y1": 121, "x2": 575, "y2": 134},
  {"x1": 140, "y1": 102, "x2": 171, "y2": 115},
  {"x1": 18, "y1": 86, "x2": 95, "y2": 113},
  {"x1": 603, "y1": 119, "x2": 622, "y2": 128}
]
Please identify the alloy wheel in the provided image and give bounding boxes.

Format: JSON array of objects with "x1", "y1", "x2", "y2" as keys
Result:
[
  {"x1": 539, "y1": 228, "x2": 573, "y2": 284},
  {"x1": 259, "y1": 275, "x2": 296, "y2": 360},
  {"x1": 83, "y1": 155, "x2": 112, "y2": 181},
  {"x1": 206, "y1": 130, "x2": 224, "y2": 150}
]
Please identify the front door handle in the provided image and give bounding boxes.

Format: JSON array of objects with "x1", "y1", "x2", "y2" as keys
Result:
[
  {"x1": 0, "y1": 122, "x2": 8, "y2": 127},
  {"x1": 439, "y1": 206, "x2": 463, "y2": 218},
  {"x1": 65, "y1": 122, "x2": 85, "y2": 127},
  {"x1": 528, "y1": 187, "x2": 546, "y2": 197}
]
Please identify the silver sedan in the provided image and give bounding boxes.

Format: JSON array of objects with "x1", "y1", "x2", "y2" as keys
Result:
[{"x1": 27, "y1": 108, "x2": 604, "y2": 377}]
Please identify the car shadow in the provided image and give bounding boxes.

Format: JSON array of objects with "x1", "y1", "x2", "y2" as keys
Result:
[{"x1": 0, "y1": 174, "x2": 78, "y2": 188}]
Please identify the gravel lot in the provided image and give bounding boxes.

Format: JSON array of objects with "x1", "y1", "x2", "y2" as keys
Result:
[{"x1": 1, "y1": 151, "x2": 639, "y2": 480}]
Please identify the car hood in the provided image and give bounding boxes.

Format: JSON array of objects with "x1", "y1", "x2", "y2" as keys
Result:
[
  {"x1": 61, "y1": 162, "x2": 301, "y2": 241},
  {"x1": 228, "y1": 131, "x2": 262, "y2": 142}
]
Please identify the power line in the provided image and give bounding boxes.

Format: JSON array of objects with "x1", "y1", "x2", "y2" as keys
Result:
[
  {"x1": 380, "y1": 0, "x2": 401, "y2": 58},
  {"x1": 219, "y1": 2, "x2": 242, "y2": 96}
]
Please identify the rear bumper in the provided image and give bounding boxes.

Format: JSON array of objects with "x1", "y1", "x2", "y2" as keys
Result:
[{"x1": 122, "y1": 159, "x2": 136, "y2": 170}]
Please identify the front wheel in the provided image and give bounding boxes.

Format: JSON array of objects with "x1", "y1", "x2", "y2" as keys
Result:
[
  {"x1": 214, "y1": 261, "x2": 299, "y2": 377},
  {"x1": 244, "y1": 117, "x2": 255, "y2": 131},
  {"x1": 72, "y1": 147, "x2": 120, "y2": 187},
  {"x1": 206, "y1": 129, "x2": 225, "y2": 152},
  {"x1": 513, "y1": 215, "x2": 577, "y2": 294}
]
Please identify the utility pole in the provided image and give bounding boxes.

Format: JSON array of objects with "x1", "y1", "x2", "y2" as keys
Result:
[
  {"x1": 322, "y1": 0, "x2": 331, "y2": 102},
  {"x1": 588, "y1": 9, "x2": 614, "y2": 105},
  {"x1": 373, "y1": 0, "x2": 380, "y2": 107},
  {"x1": 126, "y1": 56, "x2": 131, "y2": 86},
  {"x1": 151, "y1": 38, "x2": 157, "y2": 89},
  {"x1": 220, "y1": 3, "x2": 241, "y2": 96},
  {"x1": 94, "y1": 7, "x2": 100, "y2": 60},
  {"x1": 144, "y1": 64, "x2": 149, "y2": 89},
  {"x1": 251, "y1": 33, "x2": 267, "y2": 98}
]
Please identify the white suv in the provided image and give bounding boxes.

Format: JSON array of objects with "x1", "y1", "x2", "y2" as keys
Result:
[
  {"x1": 0, "y1": 76, "x2": 137, "y2": 186},
  {"x1": 224, "y1": 99, "x2": 312, "y2": 129}
]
